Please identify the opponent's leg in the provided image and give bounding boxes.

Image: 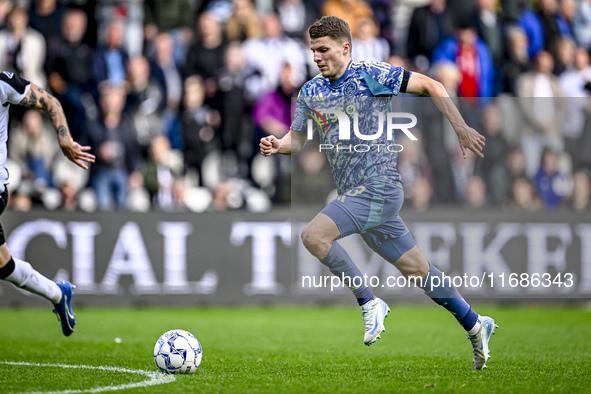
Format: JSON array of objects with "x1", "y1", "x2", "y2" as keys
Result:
[
  {"x1": 0, "y1": 256, "x2": 62, "y2": 302},
  {"x1": 0, "y1": 243, "x2": 77, "y2": 336},
  {"x1": 0, "y1": 185, "x2": 76, "y2": 336}
]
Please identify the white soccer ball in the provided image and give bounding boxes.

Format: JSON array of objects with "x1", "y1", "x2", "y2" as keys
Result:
[{"x1": 153, "y1": 329, "x2": 202, "y2": 374}]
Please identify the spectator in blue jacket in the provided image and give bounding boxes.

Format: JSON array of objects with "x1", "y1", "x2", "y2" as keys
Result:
[
  {"x1": 91, "y1": 20, "x2": 129, "y2": 94},
  {"x1": 432, "y1": 18, "x2": 495, "y2": 99},
  {"x1": 517, "y1": 0, "x2": 573, "y2": 59},
  {"x1": 533, "y1": 147, "x2": 568, "y2": 210}
]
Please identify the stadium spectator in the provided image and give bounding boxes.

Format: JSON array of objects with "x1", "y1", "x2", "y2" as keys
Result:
[
  {"x1": 144, "y1": 0, "x2": 195, "y2": 66},
  {"x1": 450, "y1": 143, "x2": 478, "y2": 202},
  {"x1": 0, "y1": 0, "x2": 12, "y2": 30},
  {"x1": 321, "y1": 0, "x2": 374, "y2": 38},
  {"x1": 417, "y1": 64, "x2": 458, "y2": 203},
  {"x1": 290, "y1": 139, "x2": 332, "y2": 205},
  {"x1": 27, "y1": 0, "x2": 65, "y2": 50},
  {"x1": 126, "y1": 55, "x2": 167, "y2": 156},
  {"x1": 409, "y1": 174, "x2": 434, "y2": 212},
  {"x1": 506, "y1": 146, "x2": 527, "y2": 180},
  {"x1": 252, "y1": 62, "x2": 297, "y2": 201},
  {"x1": 502, "y1": 25, "x2": 531, "y2": 95},
  {"x1": 517, "y1": 0, "x2": 573, "y2": 59},
  {"x1": 182, "y1": 75, "x2": 221, "y2": 185},
  {"x1": 46, "y1": 9, "x2": 93, "y2": 141},
  {"x1": 276, "y1": 0, "x2": 317, "y2": 41},
  {"x1": 214, "y1": 42, "x2": 262, "y2": 184},
  {"x1": 91, "y1": 20, "x2": 129, "y2": 89},
  {"x1": 553, "y1": 36, "x2": 575, "y2": 75},
  {"x1": 9, "y1": 186, "x2": 33, "y2": 212},
  {"x1": 242, "y1": 13, "x2": 307, "y2": 95},
  {"x1": 429, "y1": 61, "x2": 461, "y2": 97},
  {"x1": 573, "y1": 0, "x2": 591, "y2": 49},
  {"x1": 0, "y1": 7, "x2": 47, "y2": 88},
  {"x1": 9, "y1": 109, "x2": 58, "y2": 195},
  {"x1": 352, "y1": 15, "x2": 389, "y2": 62},
  {"x1": 571, "y1": 168, "x2": 591, "y2": 211},
  {"x1": 499, "y1": 0, "x2": 530, "y2": 23},
  {"x1": 532, "y1": 147, "x2": 568, "y2": 209},
  {"x1": 559, "y1": 0, "x2": 576, "y2": 34},
  {"x1": 559, "y1": 46, "x2": 591, "y2": 168},
  {"x1": 185, "y1": 12, "x2": 227, "y2": 84},
  {"x1": 463, "y1": 174, "x2": 488, "y2": 210},
  {"x1": 225, "y1": 0, "x2": 263, "y2": 41},
  {"x1": 85, "y1": 82, "x2": 142, "y2": 210},
  {"x1": 510, "y1": 175, "x2": 542, "y2": 211},
  {"x1": 473, "y1": 0, "x2": 505, "y2": 93},
  {"x1": 477, "y1": 102, "x2": 509, "y2": 206},
  {"x1": 473, "y1": 0, "x2": 504, "y2": 62},
  {"x1": 432, "y1": 17, "x2": 495, "y2": 101},
  {"x1": 447, "y1": 0, "x2": 478, "y2": 27},
  {"x1": 406, "y1": 0, "x2": 454, "y2": 70},
  {"x1": 516, "y1": 50, "x2": 565, "y2": 177},
  {"x1": 253, "y1": 63, "x2": 297, "y2": 139},
  {"x1": 397, "y1": 133, "x2": 433, "y2": 205},
  {"x1": 151, "y1": 32, "x2": 184, "y2": 149},
  {"x1": 143, "y1": 134, "x2": 185, "y2": 210},
  {"x1": 52, "y1": 153, "x2": 91, "y2": 211},
  {"x1": 365, "y1": 0, "x2": 392, "y2": 37},
  {"x1": 211, "y1": 181, "x2": 232, "y2": 211},
  {"x1": 94, "y1": 1, "x2": 143, "y2": 57}
]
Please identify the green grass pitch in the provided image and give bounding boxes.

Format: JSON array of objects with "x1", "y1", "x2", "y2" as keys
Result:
[{"x1": 0, "y1": 305, "x2": 590, "y2": 393}]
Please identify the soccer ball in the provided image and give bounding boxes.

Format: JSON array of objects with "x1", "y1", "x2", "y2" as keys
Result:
[{"x1": 153, "y1": 329, "x2": 202, "y2": 374}]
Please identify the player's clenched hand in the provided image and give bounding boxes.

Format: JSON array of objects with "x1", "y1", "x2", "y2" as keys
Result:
[
  {"x1": 59, "y1": 138, "x2": 96, "y2": 170},
  {"x1": 260, "y1": 136, "x2": 280, "y2": 156},
  {"x1": 456, "y1": 125, "x2": 486, "y2": 159}
]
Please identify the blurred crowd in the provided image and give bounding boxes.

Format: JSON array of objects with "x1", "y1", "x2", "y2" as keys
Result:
[{"x1": 1, "y1": 0, "x2": 590, "y2": 212}]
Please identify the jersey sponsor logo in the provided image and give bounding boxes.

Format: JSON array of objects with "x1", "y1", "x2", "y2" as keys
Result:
[
  {"x1": 2, "y1": 71, "x2": 13, "y2": 79},
  {"x1": 343, "y1": 81, "x2": 358, "y2": 97}
]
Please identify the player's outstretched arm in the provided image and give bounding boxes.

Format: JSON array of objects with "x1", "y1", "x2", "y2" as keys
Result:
[
  {"x1": 260, "y1": 130, "x2": 307, "y2": 156},
  {"x1": 19, "y1": 83, "x2": 95, "y2": 169},
  {"x1": 405, "y1": 72, "x2": 486, "y2": 159}
]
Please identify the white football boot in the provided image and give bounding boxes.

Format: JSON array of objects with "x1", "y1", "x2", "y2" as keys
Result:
[
  {"x1": 361, "y1": 298, "x2": 390, "y2": 346},
  {"x1": 468, "y1": 316, "x2": 498, "y2": 370}
]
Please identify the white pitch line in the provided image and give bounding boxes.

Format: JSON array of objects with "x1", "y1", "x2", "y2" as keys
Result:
[{"x1": 0, "y1": 361, "x2": 175, "y2": 394}]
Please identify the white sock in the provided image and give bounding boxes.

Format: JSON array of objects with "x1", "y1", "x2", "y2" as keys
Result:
[
  {"x1": 4, "y1": 258, "x2": 61, "y2": 304},
  {"x1": 467, "y1": 316, "x2": 482, "y2": 336}
]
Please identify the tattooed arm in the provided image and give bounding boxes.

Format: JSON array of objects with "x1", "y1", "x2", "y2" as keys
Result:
[{"x1": 19, "y1": 83, "x2": 95, "y2": 169}]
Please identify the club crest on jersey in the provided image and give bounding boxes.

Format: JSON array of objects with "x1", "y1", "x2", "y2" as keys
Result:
[
  {"x1": 343, "y1": 81, "x2": 358, "y2": 97},
  {"x1": 2, "y1": 71, "x2": 13, "y2": 78}
]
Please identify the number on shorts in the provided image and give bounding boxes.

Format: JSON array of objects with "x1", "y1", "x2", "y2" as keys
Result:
[{"x1": 337, "y1": 186, "x2": 366, "y2": 202}]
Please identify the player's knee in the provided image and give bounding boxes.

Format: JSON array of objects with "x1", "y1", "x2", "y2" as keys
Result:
[
  {"x1": 300, "y1": 225, "x2": 317, "y2": 250},
  {"x1": 301, "y1": 224, "x2": 329, "y2": 252}
]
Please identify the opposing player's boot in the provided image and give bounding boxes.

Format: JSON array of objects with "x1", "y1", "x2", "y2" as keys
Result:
[
  {"x1": 53, "y1": 281, "x2": 76, "y2": 336},
  {"x1": 361, "y1": 297, "x2": 390, "y2": 346},
  {"x1": 468, "y1": 316, "x2": 498, "y2": 370}
]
